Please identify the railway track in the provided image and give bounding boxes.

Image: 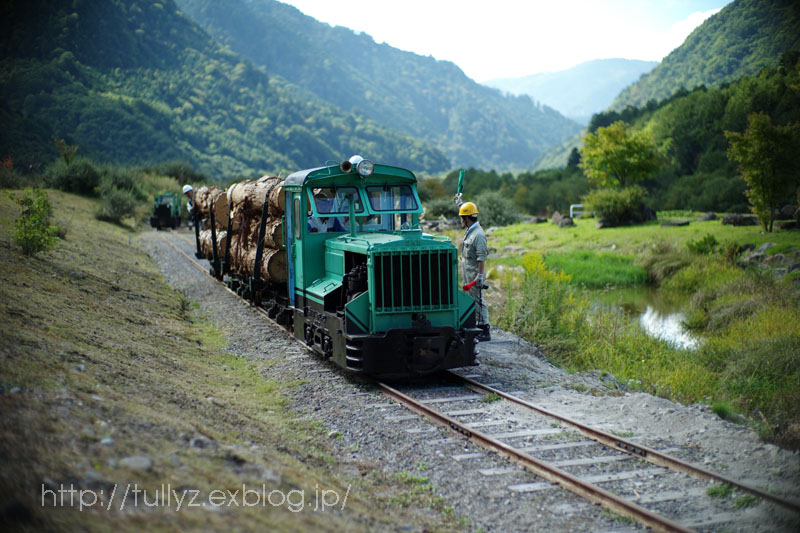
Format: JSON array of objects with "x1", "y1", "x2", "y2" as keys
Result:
[
  {"x1": 377, "y1": 375, "x2": 800, "y2": 532},
  {"x1": 158, "y1": 229, "x2": 799, "y2": 532}
]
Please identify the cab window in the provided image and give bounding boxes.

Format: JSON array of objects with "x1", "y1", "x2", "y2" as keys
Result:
[
  {"x1": 366, "y1": 185, "x2": 418, "y2": 212},
  {"x1": 309, "y1": 186, "x2": 363, "y2": 215}
]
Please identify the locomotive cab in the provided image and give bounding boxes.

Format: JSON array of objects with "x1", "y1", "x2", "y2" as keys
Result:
[{"x1": 284, "y1": 158, "x2": 480, "y2": 378}]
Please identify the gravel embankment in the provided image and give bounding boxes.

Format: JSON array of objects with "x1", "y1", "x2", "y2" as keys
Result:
[{"x1": 141, "y1": 230, "x2": 799, "y2": 532}]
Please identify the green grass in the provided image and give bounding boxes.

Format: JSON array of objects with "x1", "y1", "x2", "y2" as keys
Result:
[
  {"x1": 707, "y1": 484, "x2": 734, "y2": 498},
  {"x1": 491, "y1": 217, "x2": 799, "y2": 258},
  {"x1": 544, "y1": 250, "x2": 646, "y2": 288},
  {"x1": 489, "y1": 214, "x2": 800, "y2": 448}
]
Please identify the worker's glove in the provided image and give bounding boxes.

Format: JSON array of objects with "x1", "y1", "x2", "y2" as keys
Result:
[
  {"x1": 453, "y1": 193, "x2": 463, "y2": 206},
  {"x1": 476, "y1": 273, "x2": 485, "y2": 285},
  {"x1": 462, "y1": 279, "x2": 477, "y2": 291}
]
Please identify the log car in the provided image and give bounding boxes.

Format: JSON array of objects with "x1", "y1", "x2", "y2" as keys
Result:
[{"x1": 199, "y1": 157, "x2": 480, "y2": 378}]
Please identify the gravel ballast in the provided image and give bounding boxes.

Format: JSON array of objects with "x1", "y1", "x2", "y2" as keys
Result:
[{"x1": 142, "y1": 230, "x2": 799, "y2": 532}]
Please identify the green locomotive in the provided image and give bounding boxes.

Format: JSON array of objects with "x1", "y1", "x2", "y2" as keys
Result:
[
  {"x1": 149, "y1": 192, "x2": 182, "y2": 229},
  {"x1": 201, "y1": 156, "x2": 480, "y2": 378}
]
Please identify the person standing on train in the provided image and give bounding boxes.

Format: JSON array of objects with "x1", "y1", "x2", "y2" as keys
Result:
[{"x1": 183, "y1": 184, "x2": 195, "y2": 227}]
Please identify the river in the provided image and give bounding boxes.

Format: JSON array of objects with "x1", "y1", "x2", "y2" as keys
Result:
[{"x1": 593, "y1": 286, "x2": 701, "y2": 350}]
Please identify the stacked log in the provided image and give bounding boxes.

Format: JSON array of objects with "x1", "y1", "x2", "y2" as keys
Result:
[
  {"x1": 196, "y1": 176, "x2": 286, "y2": 284},
  {"x1": 198, "y1": 229, "x2": 227, "y2": 259},
  {"x1": 193, "y1": 185, "x2": 231, "y2": 230}
]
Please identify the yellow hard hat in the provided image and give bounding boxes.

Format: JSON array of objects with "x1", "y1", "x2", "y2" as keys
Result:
[{"x1": 459, "y1": 202, "x2": 478, "y2": 216}]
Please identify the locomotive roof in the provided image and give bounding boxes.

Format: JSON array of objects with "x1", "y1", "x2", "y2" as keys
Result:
[{"x1": 284, "y1": 163, "x2": 417, "y2": 188}]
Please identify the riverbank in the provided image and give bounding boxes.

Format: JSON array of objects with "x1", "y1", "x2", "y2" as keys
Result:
[{"x1": 478, "y1": 215, "x2": 800, "y2": 448}]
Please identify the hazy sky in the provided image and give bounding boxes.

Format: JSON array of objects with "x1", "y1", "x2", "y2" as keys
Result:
[{"x1": 277, "y1": 0, "x2": 734, "y2": 81}]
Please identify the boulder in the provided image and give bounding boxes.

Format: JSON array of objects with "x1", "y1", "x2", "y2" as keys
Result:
[
  {"x1": 756, "y1": 242, "x2": 775, "y2": 254},
  {"x1": 722, "y1": 214, "x2": 758, "y2": 226},
  {"x1": 697, "y1": 212, "x2": 717, "y2": 222},
  {"x1": 660, "y1": 220, "x2": 690, "y2": 227},
  {"x1": 525, "y1": 216, "x2": 547, "y2": 224},
  {"x1": 777, "y1": 204, "x2": 797, "y2": 220},
  {"x1": 551, "y1": 211, "x2": 574, "y2": 227}
]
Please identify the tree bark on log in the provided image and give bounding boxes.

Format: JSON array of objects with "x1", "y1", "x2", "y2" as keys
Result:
[
  {"x1": 227, "y1": 176, "x2": 284, "y2": 216},
  {"x1": 198, "y1": 229, "x2": 227, "y2": 260},
  {"x1": 193, "y1": 178, "x2": 288, "y2": 284}
]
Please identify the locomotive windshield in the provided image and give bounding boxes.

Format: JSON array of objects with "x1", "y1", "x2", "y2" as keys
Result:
[
  {"x1": 366, "y1": 185, "x2": 418, "y2": 212},
  {"x1": 310, "y1": 186, "x2": 364, "y2": 214}
]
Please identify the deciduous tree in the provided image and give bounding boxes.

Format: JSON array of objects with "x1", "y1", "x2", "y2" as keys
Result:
[
  {"x1": 725, "y1": 113, "x2": 800, "y2": 232},
  {"x1": 579, "y1": 121, "x2": 662, "y2": 188}
]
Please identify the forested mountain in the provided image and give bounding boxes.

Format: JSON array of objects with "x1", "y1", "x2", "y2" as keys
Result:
[
  {"x1": 475, "y1": 50, "x2": 800, "y2": 217},
  {"x1": 613, "y1": 0, "x2": 800, "y2": 110},
  {"x1": 485, "y1": 59, "x2": 658, "y2": 124},
  {"x1": 0, "y1": 0, "x2": 449, "y2": 177},
  {"x1": 174, "y1": 0, "x2": 581, "y2": 170}
]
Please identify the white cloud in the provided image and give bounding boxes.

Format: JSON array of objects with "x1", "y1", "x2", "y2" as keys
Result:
[
  {"x1": 279, "y1": 1, "x2": 729, "y2": 80},
  {"x1": 660, "y1": 8, "x2": 722, "y2": 59}
]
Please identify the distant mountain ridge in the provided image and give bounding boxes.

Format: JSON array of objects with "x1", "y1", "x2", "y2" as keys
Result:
[
  {"x1": 485, "y1": 59, "x2": 657, "y2": 124},
  {"x1": 175, "y1": 0, "x2": 581, "y2": 170},
  {"x1": 613, "y1": 0, "x2": 800, "y2": 109},
  {"x1": 0, "y1": 0, "x2": 451, "y2": 175}
]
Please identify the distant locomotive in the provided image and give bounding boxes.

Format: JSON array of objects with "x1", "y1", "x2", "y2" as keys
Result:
[
  {"x1": 149, "y1": 192, "x2": 182, "y2": 229},
  {"x1": 193, "y1": 156, "x2": 479, "y2": 378}
]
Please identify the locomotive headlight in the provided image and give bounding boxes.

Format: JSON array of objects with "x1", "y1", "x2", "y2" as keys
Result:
[{"x1": 356, "y1": 158, "x2": 374, "y2": 177}]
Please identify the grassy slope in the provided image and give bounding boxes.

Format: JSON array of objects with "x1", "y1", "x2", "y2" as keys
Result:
[{"x1": 0, "y1": 190, "x2": 453, "y2": 531}]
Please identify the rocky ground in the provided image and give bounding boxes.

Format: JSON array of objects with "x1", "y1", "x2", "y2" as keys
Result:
[{"x1": 143, "y1": 229, "x2": 800, "y2": 532}]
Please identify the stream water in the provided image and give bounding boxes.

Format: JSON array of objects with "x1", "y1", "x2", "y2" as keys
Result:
[{"x1": 593, "y1": 287, "x2": 701, "y2": 350}]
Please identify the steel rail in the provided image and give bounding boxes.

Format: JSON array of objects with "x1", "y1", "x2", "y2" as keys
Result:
[
  {"x1": 377, "y1": 380, "x2": 692, "y2": 533},
  {"x1": 449, "y1": 371, "x2": 800, "y2": 514}
]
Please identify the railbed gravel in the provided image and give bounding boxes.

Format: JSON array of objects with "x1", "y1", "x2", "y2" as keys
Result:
[{"x1": 141, "y1": 230, "x2": 799, "y2": 532}]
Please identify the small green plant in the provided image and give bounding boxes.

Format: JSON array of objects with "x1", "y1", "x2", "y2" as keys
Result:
[
  {"x1": 482, "y1": 392, "x2": 502, "y2": 403},
  {"x1": 600, "y1": 508, "x2": 635, "y2": 524},
  {"x1": 734, "y1": 494, "x2": 760, "y2": 509},
  {"x1": 687, "y1": 234, "x2": 718, "y2": 255},
  {"x1": 707, "y1": 483, "x2": 734, "y2": 498},
  {"x1": 7, "y1": 189, "x2": 59, "y2": 256},
  {"x1": 711, "y1": 400, "x2": 736, "y2": 422},
  {"x1": 720, "y1": 240, "x2": 742, "y2": 264}
]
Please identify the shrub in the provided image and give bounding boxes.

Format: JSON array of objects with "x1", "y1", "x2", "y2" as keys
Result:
[
  {"x1": 423, "y1": 197, "x2": 458, "y2": 219},
  {"x1": 686, "y1": 234, "x2": 718, "y2": 254},
  {"x1": 582, "y1": 185, "x2": 651, "y2": 227},
  {"x1": 101, "y1": 165, "x2": 146, "y2": 201},
  {"x1": 155, "y1": 160, "x2": 208, "y2": 183},
  {"x1": 44, "y1": 157, "x2": 101, "y2": 195},
  {"x1": 474, "y1": 190, "x2": 519, "y2": 228},
  {"x1": 96, "y1": 180, "x2": 136, "y2": 223},
  {"x1": 7, "y1": 188, "x2": 59, "y2": 255}
]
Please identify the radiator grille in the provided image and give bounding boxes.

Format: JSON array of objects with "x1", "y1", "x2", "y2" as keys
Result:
[{"x1": 373, "y1": 249, "x2": 455, "y2": 313}]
